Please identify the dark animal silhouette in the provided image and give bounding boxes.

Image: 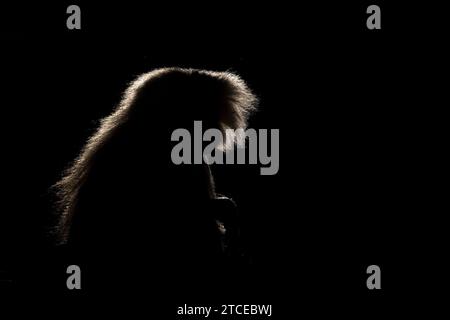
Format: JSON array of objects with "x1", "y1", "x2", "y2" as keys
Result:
[{"x1": 53, "y1": 68, "x2": 257, "y2": 290}]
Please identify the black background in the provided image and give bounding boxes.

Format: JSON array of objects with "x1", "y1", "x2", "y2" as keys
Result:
[{"x1": 0, "y1": 1, "x2": 446, "y2": 317}]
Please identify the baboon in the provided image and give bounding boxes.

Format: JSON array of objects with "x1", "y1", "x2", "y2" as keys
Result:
[{"x1": 53, "y1": 68, "x2": 257, "y2": 277}]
